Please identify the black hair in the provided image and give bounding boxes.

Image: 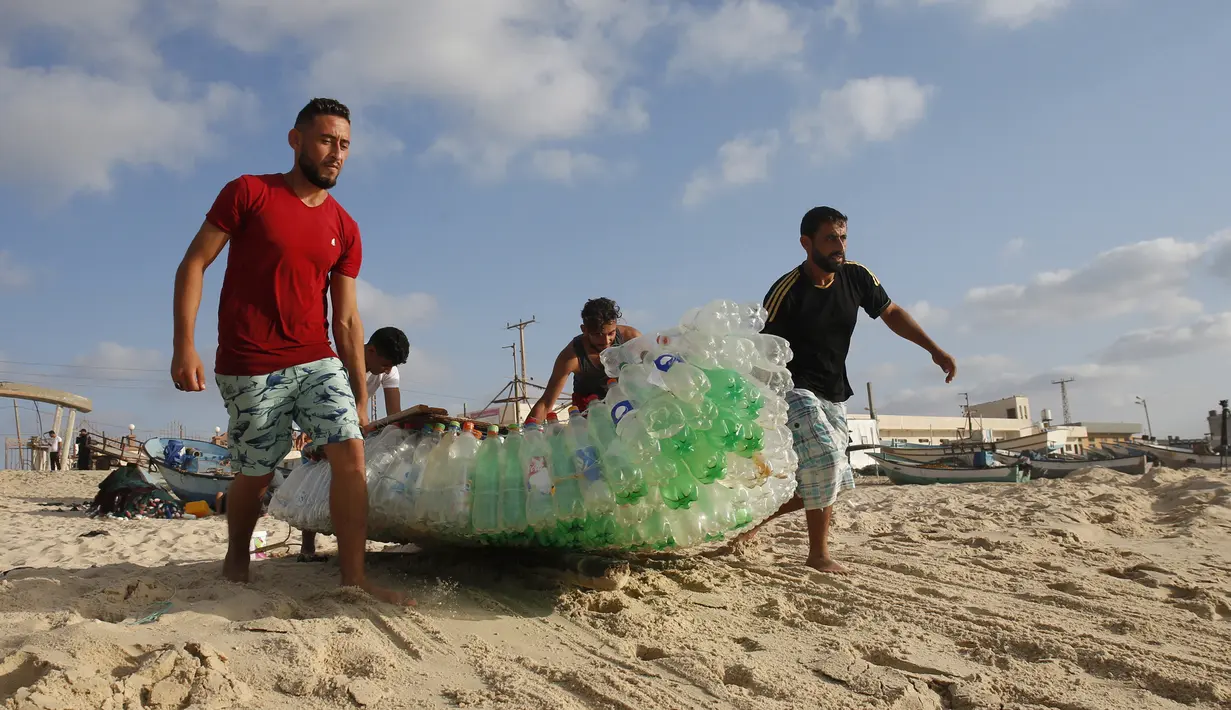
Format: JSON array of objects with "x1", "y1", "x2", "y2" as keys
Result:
[
  {"x1": 294, "y1": 98, "x2": 350, "y2": 128},
  {"x1": 368, "y1": 327, "x2": 410, "y2": 365},
  {"x1": 581, "y1": 298, "x2": 621, "y2": 332},
  {"x1": 800, "y1": 206, "x2": 848, "y2": 238}
]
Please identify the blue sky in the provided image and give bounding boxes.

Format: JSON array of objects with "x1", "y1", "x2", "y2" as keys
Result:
[{"x1": 1, "y1": 0, "x2": 1229, "y2": 442}]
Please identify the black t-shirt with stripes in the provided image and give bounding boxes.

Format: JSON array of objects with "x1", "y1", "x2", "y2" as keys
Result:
[{"x1": 761, "y1": 261, "x2": 891, "y2": 403}]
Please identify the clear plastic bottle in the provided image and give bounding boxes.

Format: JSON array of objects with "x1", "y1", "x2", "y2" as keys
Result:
[
  {"x1": 520, "y1": 418, "x2": 555, "y2": 529},
  {"x1": 545, "y1": 412, "x2": 586, "y2": 523}
]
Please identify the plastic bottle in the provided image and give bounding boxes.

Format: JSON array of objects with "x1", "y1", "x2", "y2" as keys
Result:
[
  {"x1": 520, "y1": 418, "x2": 555, "y2": 529},
  {"x1": 444, "y1": 422, "x2": 482, "y2": 530},
  {"x1": 470, "y1": 425, "x2": 503, "y2": 534},
  {"x1": 416, "y1": 421, "x2": 457, "y2": 525},
  {"x1": 499, "y1": 425, "x2": 527, "y2": 533},
  {"x1": 564, "y1": 406, "x2": 616, "y2": 516},
  {"x1": 545, "y1": 412, "x2": 586, "y2": 522}
]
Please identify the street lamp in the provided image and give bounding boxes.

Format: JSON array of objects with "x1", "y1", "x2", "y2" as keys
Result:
[{"x1": 1135, "y1": 396, "x2": 1153, "y2": 440}]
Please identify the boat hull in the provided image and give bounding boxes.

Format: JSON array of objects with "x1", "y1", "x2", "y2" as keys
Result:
[
  {"x1": 1104, "y1": 442, "x2": 1227, "y2": 470},
  {"x1": 869, "y1": 453, "x2": 1027, "y2": 485},
  {"x1": 995, "y1": 454, "x2": 1151, "y2": 478},
  {"x1": 141, "y1": 437, "x2": 235, "y2": 503}
]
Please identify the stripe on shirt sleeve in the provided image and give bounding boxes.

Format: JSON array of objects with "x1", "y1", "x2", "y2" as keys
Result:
[{"x1": 765, "y1": 270, "x2": 800, "y2": 322}]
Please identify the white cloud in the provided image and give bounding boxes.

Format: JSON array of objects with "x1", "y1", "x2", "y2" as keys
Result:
[
  {"x1": 0, "y1": 2, "x2": 257, "y2": 200},
  {"x1": 0, "y1": 68, "x2": 252, "y2": 201},
  {"x1": 191, "y1": 0, "x2": 665, "y2": 177},
  {"x1": 825, "y1": 0, "x2": 863, "y2": 35},
  {"x1": 1206, "y1": 229, "x2": 1231, "y2": 284},
  {"x1": 0, "y1": 0, "x2": 162, "y2": 77},
  {"x1": 354, "y1": 279, "x2": 438, "y2": 332},
  {"x1": 0, "y1": 252, "x2": 33, "y2": 289},
  {"x1": 529, "y1": 149, "x2": 607, "y2": 183},
  {"x1": 905, "y1": 300, "x2": 949, "y2": 327},
  {"x1": 346, "y1": 120, "x2": 406, "y2": 166},
  {"x1": 790, "y1": 76, "x2": 933, "y2": 163},
  {"x1": 668, "y1": 0, "x2": 807, "y2": 79},
  {"x1": 1099, "y1": 312, "x2": 1231, "y2": 364},
  {"x1": 917, "y1": 0, "x2": 1071, "y2": 28},
  {"x1": 963, "y1": 235, "x2": 1221, "y2": 327},
  {"x1": 73, "y1": 342, "x2": 165, "y2": 379},
  {"x1": 682, "y1": 130, "x2": 780, "y2": 206},
  {"x1": 1002, "y1": 237, "x2": 1025, "y2": 257}
]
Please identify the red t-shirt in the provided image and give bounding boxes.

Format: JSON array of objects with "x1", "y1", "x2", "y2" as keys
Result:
[{"x1": 206, "y1": 173, "x2": 362, "y2": 376}]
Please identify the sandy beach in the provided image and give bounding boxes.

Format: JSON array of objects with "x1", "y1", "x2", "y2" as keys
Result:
[{"x1": 1, "y1": 466, "x2": 1228, "y2": 710}]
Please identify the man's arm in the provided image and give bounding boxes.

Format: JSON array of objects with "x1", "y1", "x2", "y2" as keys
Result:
[
  {"x1": 171, "y1": 219, "x2": 231, "y2": 392},
  {"x1": 528, "y1": 346, "x2": 578, "y2": 422},
  {"x1": 383, "y1": 387, "x2": 402, "y2": 418},
  {"x1": 329, "y1": 273, "x2": 369, "y2": 428},
  {"x1": 880, "y1": 303, "x2": 957, "y2": 383}
]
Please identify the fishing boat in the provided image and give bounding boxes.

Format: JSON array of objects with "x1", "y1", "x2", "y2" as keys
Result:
[
  {"x1": 142, "y1": 438, "x2": 303, "y2": 503},
  {"x1": 1106, "y1": 440, "x2": 1227, "y2": 470},
  {"x1": 868, "y1": 452, "x2": 1028, "y2": 485},
  {"x1": 142, "y1": 437, "x2": 235, "y2": 503},
  {"x1": 995, "y1": 452, "x2": 1151, "y2": 478}
]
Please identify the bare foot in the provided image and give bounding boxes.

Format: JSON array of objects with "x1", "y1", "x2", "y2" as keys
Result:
[
  {"x1": 353, "y1": 580, "x2": 416, "y2": 607},
  {"x1": 222, "y1": 550, "x2": 250, "y2": 583},
  {"x1": 805, "y1": 556, "x2": 850, "y2": 574},
  {"x1": 297, "y1": 553, "x2": 329, "y2": 563}
]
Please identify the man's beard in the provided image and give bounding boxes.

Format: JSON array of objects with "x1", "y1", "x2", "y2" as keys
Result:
[
  {"x1": 810, "y1": 248, "x2": 845, "y2": 273},
  {"x1": 298, "y1": 152, "x2": 338, "y2": 189}
]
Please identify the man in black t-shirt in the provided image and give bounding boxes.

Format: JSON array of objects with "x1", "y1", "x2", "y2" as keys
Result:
[{"x1": 728, "y1": 206, "x2": 956, "y2": 574}]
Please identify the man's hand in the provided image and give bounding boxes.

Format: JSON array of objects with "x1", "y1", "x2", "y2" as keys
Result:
[
  {"x1": 358, "y1": 406, "x2": 370, "y2": 432},
  {"x1": 171, "y1": 346, "x2": 207, "y2": 392},
  {"x1": 932, "y1": 349, "x2": 957, "y2": 383}
]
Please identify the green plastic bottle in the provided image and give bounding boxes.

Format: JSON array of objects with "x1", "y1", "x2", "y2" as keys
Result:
[
  {"x1": 470, "y1": 425, "x2": 503, "y2": 533},
  {"x1": 499, "y1": 424, "x2": 527, "y2": 532}
]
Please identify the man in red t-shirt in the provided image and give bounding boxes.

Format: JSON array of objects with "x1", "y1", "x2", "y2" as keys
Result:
[{"x1": 171, "y1": 98, "x2": 409, "y2": 606}]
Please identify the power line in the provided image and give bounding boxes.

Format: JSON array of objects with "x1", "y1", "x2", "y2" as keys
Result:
[{"x1": 0, "y1": 358, "x2": 166, "y2": 373}]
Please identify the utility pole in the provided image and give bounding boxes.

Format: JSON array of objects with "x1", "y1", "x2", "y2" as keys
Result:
[
  {"x1": 1135, "y1": 396, "x2": 1153, "y2": 440},
  {"x1": 1052, "y1": 378, "x2": 1074, "y2": 424},
  {"x1": 503, "y1": 343, "x2": 517, "y2": 389},
  {"x1": 506, "y1": 316, "x2": 536, "y2": 401}
]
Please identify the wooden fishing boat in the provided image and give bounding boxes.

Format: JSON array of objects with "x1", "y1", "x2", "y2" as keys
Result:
[
  {"x1": 995, "y1": 452, "x2": 1151, "y2": 478},
  {"x1": 1114, "y1": 440, "x2": 1227, "y2": 470},
  {"x1": 142, "y1": 437, "x2": 234, "y2": 503},
  {"x1": 868, "y1": 452, "x2": 1027, "y2": 485}
]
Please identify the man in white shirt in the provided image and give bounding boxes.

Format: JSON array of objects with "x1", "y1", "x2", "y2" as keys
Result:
[
  {"x1": 363, "y1": 326, "x2": 410, "y2": 422},
  {"x1": 45, "y1": 431, "x2": 63, "y2": 470},
  {"x1": 299, "y1": 326, "x2": 409, "y2": 562}
]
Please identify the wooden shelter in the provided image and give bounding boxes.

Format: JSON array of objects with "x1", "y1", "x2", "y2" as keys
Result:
[{"x1": 1, "y1": 382, "x2": 93, "y2": 471}]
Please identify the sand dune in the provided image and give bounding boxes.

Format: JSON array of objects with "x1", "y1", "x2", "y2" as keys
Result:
[{"x1": 2, "y1": 466, "x2": 1229, "y2": 709}]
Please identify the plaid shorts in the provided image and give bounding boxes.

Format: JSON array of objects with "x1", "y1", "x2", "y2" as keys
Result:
[{"x1": 786, "y1": 389, "x2": 855, "y2": 510}]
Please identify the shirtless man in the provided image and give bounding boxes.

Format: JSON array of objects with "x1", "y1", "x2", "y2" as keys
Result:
[
  {"x1": 171, "y1": 97, "x2": 409, "y2": 605},
  {"x1": 528, "y1": 298, "x2": 641, "y2": 421}
]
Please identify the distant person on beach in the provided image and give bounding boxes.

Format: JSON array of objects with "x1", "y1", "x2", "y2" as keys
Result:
[
  {"x1": 76, "y1": 429, "x2": 91, "y2": 470},
  {"x1": 527, "y1": 298, "x2": 642, "y2": 422},
  {"x1": 170, "y1": 97, "x2": 409, "y2": 606},
  {"x1": 365, "y1": 326, "x2": 411, "y2": 422},
  {"x1": 45, "y1": 431, "x2": 62, "y2": 470},
  {"x1": 719, "y1": 206, "x2": 957, "y2": 574}
]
